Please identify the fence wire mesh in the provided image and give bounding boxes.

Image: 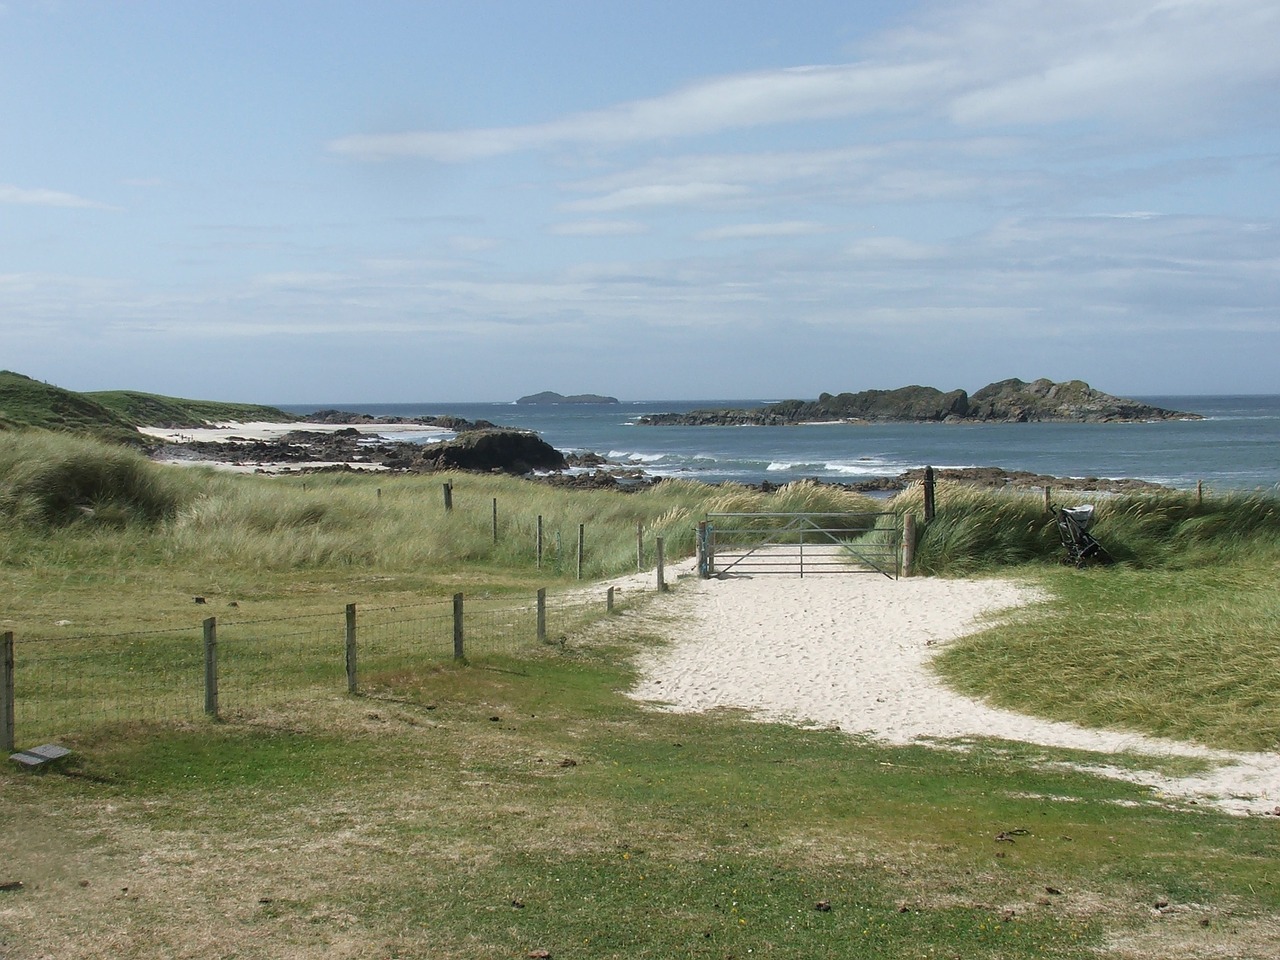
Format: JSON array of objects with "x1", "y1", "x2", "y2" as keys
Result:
[
  {"x1": 214, "y1": 612, "x2": 348, "y2": 718},
  {"x1": 13, "y1": 629, "x2": 205, "y2": 743},
  {"x1": 5, "y1": 583, "x2": 643, "y2": 748}
]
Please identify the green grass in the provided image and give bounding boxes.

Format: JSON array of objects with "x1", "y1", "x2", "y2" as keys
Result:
[
  {"x1": 0, "y1": 370, "x2": 141, "y2": 444},
  {"x1": 895, "y1": 481, "x2": 1280, "y2": 573},
  {"x1": 0, "y1": 430, "x2": 182, "y2": 527},
  {"x1": 5, "y1": 641, "x2": 1279, "y2": 958},
  {"x1": 934, "y1": 561, "x2": 1280, "y2": 751},
  {"x1": 85, "y1": 388, "x2": 295, "y2": 428}
]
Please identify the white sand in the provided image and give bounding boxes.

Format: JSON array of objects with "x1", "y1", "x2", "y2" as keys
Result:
[
  {"x1": 629, "y1": 562, "x2": 1280, "y2": 815},
  {"x1": 137, "y1": 421, "x2": 449, "y2": 443}
]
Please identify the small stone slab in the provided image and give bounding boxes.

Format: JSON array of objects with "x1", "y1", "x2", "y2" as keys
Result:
[{"x1": 9, "y1": 744, "x2": 72, "y2": 767}]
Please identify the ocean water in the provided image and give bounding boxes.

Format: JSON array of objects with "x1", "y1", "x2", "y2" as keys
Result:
[{"x1": 277, "y1": 395, "x2": 1280, "y2": 493}]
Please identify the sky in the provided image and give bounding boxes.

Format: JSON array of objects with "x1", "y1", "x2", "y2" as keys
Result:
[{"x1": 1, "y1": 0, "x2": 1277, "y2": 403}]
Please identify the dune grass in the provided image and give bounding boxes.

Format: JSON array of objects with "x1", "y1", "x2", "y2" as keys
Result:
[
  {"x1": 895, "y1": 481, "x2": 1280, "y2": 574},
  {"x1": 934, "y1": 559, "x2": 1280, "y2": 752}
]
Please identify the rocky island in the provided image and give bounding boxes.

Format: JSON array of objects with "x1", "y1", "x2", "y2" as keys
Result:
[
  {"x1": 516, "y1": 391, "x2": 619, "y2": 405},
  {"x1": 637, "y1": 379, "x2": 1200, "y2": 426}
]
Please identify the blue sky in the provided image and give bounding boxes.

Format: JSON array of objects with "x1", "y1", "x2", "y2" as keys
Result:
[{"x1": 2, "y1": 0, "x2": 1277, "y2": 403}]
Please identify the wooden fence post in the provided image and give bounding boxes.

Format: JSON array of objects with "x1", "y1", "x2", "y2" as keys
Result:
[
  {"x1": 442, "y1": 482, "x2": 453, "y2": 512},
  {"x1": 1197, "y1": 479, "x2": 1204, "y2": 506},
  {"x1": 1044, "y1": 486, "x2": 1052, "y2": 514},
  {"x1": 536, "y1": 588, "x2": 547, "y2": 643},
  {"x1": 607, "y1": 586, "x2": 615, "y2": 614},
  {"x1": 656, "y1": 536, "x2": 666, "y2": 592},
  {"x1": 345, "y1": 603, "x2": 358, "y2": 695},
  {"x1": 924, "y1": 466, "x2": 936, "y2": 522},
  {"x1": 453, "y1": 594, "x2": 464, "y2": 660},
  {"x1": 536, "y1": 515, "x2": 544, "y2": 569},
  {"x1": 492, "y1": 498, "x2": 498, "y2": 544},
  {"x1": 903, "y1": 514, "x2": 916, "y2": 577},
  {"x1": 577, "y1": 524, "x2": 585, "y2": 580},
  {"x1": 203, "y1": 617, "x2": 218, "y2": 718},
  {"x1": 1, "y1": 631, "x2": 14, "y2": 753}
]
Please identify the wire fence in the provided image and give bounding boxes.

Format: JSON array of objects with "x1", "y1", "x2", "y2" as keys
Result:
[{"x1": 2, "y1": 583, "x2": 643, "y2": 751}]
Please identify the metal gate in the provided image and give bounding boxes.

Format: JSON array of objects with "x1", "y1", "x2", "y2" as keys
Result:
[{"x1": 699, "y1": 512, "x2": 900, "y2": 579}]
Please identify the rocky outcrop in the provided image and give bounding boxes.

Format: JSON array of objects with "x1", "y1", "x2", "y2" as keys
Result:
[
  {"x1": 963, "y1": 378, "x2": 1188, "y2": 423},
  {"x1": 411, "y1": 430, "x2": 566, "y2": 474},
  {"x1": 156, "y1": 429, "x2": 420, "y2": 470},
  {"x1": 637, "y1": 379, "x2": 1198, "y2": 425},
  {"x1": 516, "y1": 391, "x2": 619, "y2": 405},
  {"x1": 305, "y1": 409, "x2": 496, "y2": 431},
  {"x1": 154, "y1": 426, "x2": 563, "y2": 475},
  {"x1": 770, "y1": 386, "x2": 970, "y2": 422}
]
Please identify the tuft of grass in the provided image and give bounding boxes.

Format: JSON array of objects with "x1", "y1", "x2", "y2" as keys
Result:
[{"x1": 0, "y1": 431, "x2": 183, "y2": 527}]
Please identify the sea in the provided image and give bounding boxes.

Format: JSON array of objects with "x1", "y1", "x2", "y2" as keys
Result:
[{"x1": 276, "y1": 395, "x2": 1280, "y2": 494}]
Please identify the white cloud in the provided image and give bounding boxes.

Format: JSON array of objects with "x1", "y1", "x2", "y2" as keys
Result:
[
  {"x1": 559, "y1": 139, "x2": 1039, "y2": 215},
  {"x1": 549, "y1": 220, "x2": 646, "y2": 237},
  {"x1": 327, "y1": 61, "x2": 947, "y2": 162},
  {"x1": 696, "y1": 221, "x2": 830, "y2": 241},
  {"x1": 448, "y1": 235, "x2": 501, "y2": 253},
  {"x1": 0, "y1": 184, "x2": 114, "y2": 209},
  {"x1": 329, "y1": 0, "x2": 1280, "y2": 163},
  {"x1": 928, "y1": 0, "x2": 1280, "y2": 128},
  {"x1": 566, "y1": 182, "x2": 750, "y2": 213}
]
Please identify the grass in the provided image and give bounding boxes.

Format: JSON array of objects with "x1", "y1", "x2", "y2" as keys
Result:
[
  {"x1": 934, "y1": 561, "x2": 1280, "y2": 752},
  {"x1": 896, "y1": 481, "x2": 1280, "y2": 574},
  {"x1": 84, "y1": 388, "x2": 295, "y2": 428},
  {"x1": 4, "y1": 637, "x2": 1280, "y2": 958},
  {"x1": 0, "y1": 369, "x2": 296, "y2": 443},
  {"x1": 4, "y1": 430, "x2": 1280, "y2": 957}
]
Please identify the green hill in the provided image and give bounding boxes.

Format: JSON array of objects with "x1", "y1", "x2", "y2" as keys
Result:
[
  {"x1": 0, "y1": 371, "x2": 296, "y2": 444},
  {"x1": 87, "y1": 389, "x2": 296, "y2": 429},
  {"x1": 0, "y1": 371, "x2": 140, "y2": 442}
]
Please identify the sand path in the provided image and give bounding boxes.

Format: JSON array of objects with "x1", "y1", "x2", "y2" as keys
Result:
[{"x1": 626, "y1": 563, "x2": 1280, "y2": 816}]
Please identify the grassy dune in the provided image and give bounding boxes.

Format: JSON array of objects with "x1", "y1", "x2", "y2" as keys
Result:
[{"x1": 3, "y1": 430, "x2": 1280, "y2": 958}]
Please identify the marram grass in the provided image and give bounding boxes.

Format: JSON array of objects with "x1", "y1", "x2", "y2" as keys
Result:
[
  {"x1": 0, "y1": 430, "x2": 181, "y2": 527},
  {"x1": 895, "y1": 481, "x2": 1280, "y2": 574}
]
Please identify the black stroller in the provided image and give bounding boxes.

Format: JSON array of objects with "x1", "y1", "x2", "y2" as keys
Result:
[{"x1": 1053, "y1": 504, "x2": 1112, "y2": 567}]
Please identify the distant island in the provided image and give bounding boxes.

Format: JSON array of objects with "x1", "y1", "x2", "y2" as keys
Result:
[
  {"x1": 516, "y1": 391, "x2": 619, "y2": 405},
  {"x1": 636, "y1": 379, "x2": 1201, "y2": 425}
]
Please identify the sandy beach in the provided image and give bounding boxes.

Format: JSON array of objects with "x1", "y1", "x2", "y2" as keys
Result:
[
  {"x1": 137, "y1": 421, "x2": 450, "y2": 444},
  {"x1": 629, "y1": 562, "x2": 1280, "y2": 816}
]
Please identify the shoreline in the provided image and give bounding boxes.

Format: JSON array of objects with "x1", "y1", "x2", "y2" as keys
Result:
[
  {"x1": 140, "y1": 420, "x2": 452, "y2": 475},
  {"x1": 137, "y1": 420, "x2": 452, "y2": 444},
  {"x1": 138, "y1": 420, "x2": 1174, "y2": 492}
]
